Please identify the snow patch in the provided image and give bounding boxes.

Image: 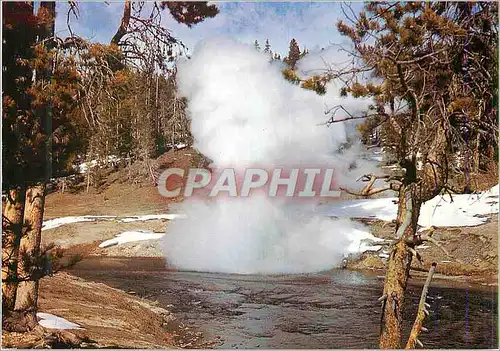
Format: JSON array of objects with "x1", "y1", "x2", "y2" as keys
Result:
[
  {"x1": 119, "y1": 214, "x2": 186, "y2": 223},
  {"x1": 42, "y1": 216, "x2": 115, "y2": 231},
  {"x1": 325, "y1": 197, "x2": 397, "y2": 222},
  {"x1": 99, "y1": 231, "x2": 165, "y2": 248},
  {"x1": 345, "y1": 228, "x2": 384, "y2": 254},
  {"x1": 37, "y1": 312, "x2": 82, "y2": 330},
  {"x1": 74, "y1": 155, "x2": 122, "y2": 174},
  {"x1": 418, "y1": 185, "x2": 498, "y2": 229},
  {"x1": 42, "y1": 214, "x2": 185, "y2": 231},
  {"x1": 326, "y1": 184, "x2": 498, "y2": 228}
]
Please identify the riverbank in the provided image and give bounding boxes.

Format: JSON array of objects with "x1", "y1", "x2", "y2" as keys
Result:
[
  {"x1": 2, "y1": 271, "x2": 218, "y2": 349},
  {"x1": 350, "y1": 215, "x2": 498, "y2": 286},
  {"x1": 44, "y1": 212, "x2": 498, "y2": 286}
]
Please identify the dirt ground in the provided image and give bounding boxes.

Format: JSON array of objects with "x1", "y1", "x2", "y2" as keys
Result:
[
  {"x1": 42, "y1": 220, "x2": 166, "y2": 247},
  {"x1": 2, "y1": 272, "x2": 213, "y2": 349},
  {"x1": 44, "y1": 147, "x2": 206, "y2": 218}
]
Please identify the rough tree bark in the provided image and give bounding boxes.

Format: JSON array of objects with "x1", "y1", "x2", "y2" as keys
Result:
[
  {"x1": 14, "y1": 184, "x2": 46, "y2": 315},
  {"x1": 12, "y1": 1, "x2": 55, "y2": 321},
  {"x1": 472, "y1": 133, "x2": 481, "y2": 173},
  {"x1": 379, "y1": 183, "x2": 421, "y2": 348},
  {"x1": 380, "y1": 124, "x2": 448, "y2": 348},
  {"x1": 2, "y1": 187, "x2": 26, "y2": 312}
]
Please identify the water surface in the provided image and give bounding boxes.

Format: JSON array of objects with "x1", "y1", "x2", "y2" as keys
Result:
[{"x1": 72, "y1": 258, "x2": 498, "y2": 348}]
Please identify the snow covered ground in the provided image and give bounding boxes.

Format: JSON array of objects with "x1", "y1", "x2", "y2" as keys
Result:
[
  {"x1": 325, "y1": 184, "x2": 499, "y2": 229},
  {"x1": 37, "y1": 312, "x2": 82, "y2": 330},
  {"x1": 344, "y1": 227, "x2": 384, "y2": 254},
  {"x1": 119, "y1": 214, "x2": 187, "y2": 223},
  {"x1": 74, "y1": 155, "x2": 122, "y2": 174},
  {"x1": 42, "y1": 214, "x2": 185, "y2": 231}
]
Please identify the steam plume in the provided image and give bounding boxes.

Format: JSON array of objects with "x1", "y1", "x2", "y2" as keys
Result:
[{"x1": 161, "y1": 38, "x2": 375, "y2": 274}]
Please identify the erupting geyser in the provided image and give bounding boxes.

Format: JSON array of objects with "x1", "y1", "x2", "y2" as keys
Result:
[{"x1": 160, "y1": 38, "x2": 375, "y2": 274}]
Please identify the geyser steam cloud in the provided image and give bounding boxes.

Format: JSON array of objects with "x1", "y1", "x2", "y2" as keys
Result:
[{"x1": 161, "y1": 38, "x2": 374, "y2": 274}]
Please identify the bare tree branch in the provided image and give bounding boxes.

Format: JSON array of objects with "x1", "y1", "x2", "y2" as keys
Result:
[{"x1": 405, "y1": 262, "x2": 437, "y2": 349}]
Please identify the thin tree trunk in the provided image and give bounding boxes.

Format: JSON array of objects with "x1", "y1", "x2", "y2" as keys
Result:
[
  {"x1": 86, "y1": 167, "x2": 91, "y2": 193},
  {"x1": 472, "y1": 133, "x2": 480, "y2": 173},
  {"x1": 14, "y1": 183, "x2": 46, "y2": 315},
  {"x1": 2, "y1": 187, "x2": 26, "y2": 313},
  {"x1": 405, "y1": 263, "x2": 436, "y2": 349}
]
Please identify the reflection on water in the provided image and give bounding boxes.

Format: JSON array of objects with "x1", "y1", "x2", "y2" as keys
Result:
[{"x1": 72, "y1": 259, "x2": 498, "y2": 349}]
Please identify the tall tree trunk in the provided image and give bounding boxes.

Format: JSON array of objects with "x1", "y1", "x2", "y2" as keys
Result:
[
  {"x1": 12, "y1": 1, "x2": 55, "y2": 320},
  {"x1": 14, "y1": 184, "x2": 46, "y2": 315},
  {"x1": 379, "y1": 184, "x2": 421, "y2": 348},
  {"x1": 380, "y1": 125, "x2": 447, "y2": 348},
  {"x1": 2, "y1": 187, "x2": 26, "y2": 313}
]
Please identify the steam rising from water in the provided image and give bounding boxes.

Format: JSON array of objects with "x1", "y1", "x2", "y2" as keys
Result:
[{"x1": 161, "y1": 38, "x2": 375, "y2": 274}]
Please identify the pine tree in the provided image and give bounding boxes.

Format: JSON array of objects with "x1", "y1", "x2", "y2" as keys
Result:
[
  {"x1": 2, "y1": 0, "x2": 219, "y2": 331},
  {"x1": 2, "y1": 1, "x2": 40, "y2": 316},
  {"x1": 13, "y1": 2, "x2": 56, "y2": 321},
  {"x1": 2, "y1": 2, "x2": 83, "y2": 327},
  {"x1": 317, "y1": 2, "x2": 499, "y2": 348},
  {"x1": 284, "y1": 38, "x2": 301, "y2": 68},
  {"x1": 264, "y1": 39, "x2": 271, "y2": 53},
  {"x1": 254, "y1": 39, "x2": 261, "y2": 51}
]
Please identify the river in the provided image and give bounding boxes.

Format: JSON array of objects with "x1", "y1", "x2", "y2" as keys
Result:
[{"x1": 71, "y1": 257, "x2": 497, "y2": 348}]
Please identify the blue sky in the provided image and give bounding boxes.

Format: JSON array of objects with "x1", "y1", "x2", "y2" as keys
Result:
[{"x1": 54, "y1": 1, "x2": 365, "y2": 56}]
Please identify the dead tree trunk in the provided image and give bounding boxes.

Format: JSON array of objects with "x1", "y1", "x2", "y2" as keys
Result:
[
  {"x1": 86, "y1": 166, "x2": 91, "y2": 193},
  {"x1": 111, "y1": 0, "x2": 131, "y2": 45},
  {"x1": 380, "y1": 123, "x2": 447, "y2": 348},
  {"x1": 14, "y1": 183, "x2": 46, "y2": 315},
  {"x1": 2, "y1": 187, "x2": 26, "y2": 313}
]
